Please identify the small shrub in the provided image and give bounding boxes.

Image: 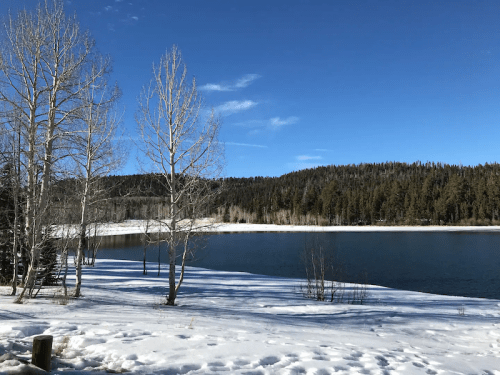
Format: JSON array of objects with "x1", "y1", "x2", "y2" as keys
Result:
[
  {"x1": 302, "y1": 236, "x2": 369, "y2": 305},
  {"x1": 52, "y1": 290, "x2": 70, "y2": 305},
  {"x1": 458, "y1": 305, "x2": 465, "y2": 316}
]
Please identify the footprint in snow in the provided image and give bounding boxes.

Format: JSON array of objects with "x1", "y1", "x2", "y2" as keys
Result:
[
  {"x1": 285, "y1": 366, "x2": 306, "y2": 374},
  {"x1": 258, "y1": 356, "x2": 280, "y2": 367},
  {"x1": 163, "y1": 364, "x2": 201, "y2": 375},
  {"x1": 284, "y1": 353, "x2": 299, "y2": 362},
  {"x1": 208, "y1": 361, "x2": 225, "y2": 367},
  {"x1": 312, "y1": 355, "x2": 329, "y2": 361},
  {"x1": 233, "y1": 359, "x2": 251, "y2": 367},
  {"x1": 208, "y1": 361, "x2": 230, "y2": 371},
  {"x1": 343, "y1": 350, "x2": 363, "y2": 361},
  {"x1": 375, "y1": 355, "x2": 390, "y2": 367}
]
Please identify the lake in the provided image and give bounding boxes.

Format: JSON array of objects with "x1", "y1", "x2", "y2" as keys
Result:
[{"x1": 94, "y1": 231, "x2": 500, "y2": 300}]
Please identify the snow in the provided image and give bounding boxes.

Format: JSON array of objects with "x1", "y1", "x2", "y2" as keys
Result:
[
  {"x1": 1, "y1": 257, "x2": 500, "y2": 374},
  {"x1": 54, "y1": 219, "x2": 500, "y2": 238}
]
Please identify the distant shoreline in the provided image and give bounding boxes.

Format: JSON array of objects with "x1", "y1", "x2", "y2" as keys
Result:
[
  {"x1": 56, "y1": 220, "x2": 500, "y2": 237},
  {"x1": 209, "y1": 223, "x2": 500, "y2": 233}
]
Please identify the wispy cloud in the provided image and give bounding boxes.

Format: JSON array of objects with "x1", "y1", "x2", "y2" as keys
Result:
[
  {"x1": 200, "y1": 74, "x2": 261, "y2": 92},
  {"x1": 297, "y1": 155, "x2": 322, "y2": 161},
  {"x1": 234, "y1": 116, "x2": 299, "y2": 136},
  {"x1": 120, "y1": 14, "x2": 139, "y2": 24},
  {"x1": 200, "y1": 83, "x2": 231, "y2": 92},
  {"x1": 269, "y1": 116, "x2": 299, "y2": 128},
  {"x1": 104, "y1": 5, "x2": 113, "y2": 11},
  {"x1": 315, "y1": 148, "x2": 333, "y2": 152},
  {"x1": 225, "y1": 142, "x2": 268, "y2": 148},
  {"x1": 235, "y1": 74, "x2": 260, "y2": 88},
  {"x1": 214, "y1": 100, "x2": 257, "y2": 115}
]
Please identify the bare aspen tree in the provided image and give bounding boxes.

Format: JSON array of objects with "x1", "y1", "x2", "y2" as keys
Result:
[
  {"x1": 71, "y1": 63, "x2": 121, "y2": 297},
  {"x1": 0, "y1": 0, "x2": 111, "y2": 301},
  {"x1": 137, "y1": 45, "x2": 223, "y2": 305}
]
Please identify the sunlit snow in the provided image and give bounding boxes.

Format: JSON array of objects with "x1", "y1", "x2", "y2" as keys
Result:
[{"x1": 1, "y1": 224, "x2": 500, "y2": 374}]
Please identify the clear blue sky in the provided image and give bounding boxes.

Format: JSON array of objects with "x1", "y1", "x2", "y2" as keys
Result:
[{"x1": 2, "y1": 0, "x2": 500, "y2": 177}]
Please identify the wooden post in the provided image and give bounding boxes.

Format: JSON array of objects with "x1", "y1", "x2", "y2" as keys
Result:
[{"x1": 32, "y1": 335, "x2": 53, "y2": 372}]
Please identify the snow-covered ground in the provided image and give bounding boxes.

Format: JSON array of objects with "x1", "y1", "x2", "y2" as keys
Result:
[
  {"x1": 54, "y1": 219, "x2": 500, "y2": 238},
  {"x1": 1, "y1": 258, "x2": 499, "y2": 374}
]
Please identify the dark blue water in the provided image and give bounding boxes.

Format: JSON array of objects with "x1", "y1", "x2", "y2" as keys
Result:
[{"x1": 95, "y1": 231, "x2": 500, "y2": 300}]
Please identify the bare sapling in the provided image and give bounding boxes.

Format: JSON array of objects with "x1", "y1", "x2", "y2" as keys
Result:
[
  {"x1": 137, "y1": 45, "x2": 223, "y2": 305},
  {"x1": 71, "y1": 59, "x2": 122, "y2": 297}
]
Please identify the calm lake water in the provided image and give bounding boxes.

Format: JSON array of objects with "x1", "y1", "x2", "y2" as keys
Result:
[{"x1": 95, "y1": 231, "x2": 500, "y2": 300}]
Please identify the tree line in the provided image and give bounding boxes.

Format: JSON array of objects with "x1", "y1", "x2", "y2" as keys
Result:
[
  {"x1": 73, "y1": 160, "x2": 500, "y2": 228},
  {"x1": 213, "y1": 161, "x2": 500, "y2": 226}
]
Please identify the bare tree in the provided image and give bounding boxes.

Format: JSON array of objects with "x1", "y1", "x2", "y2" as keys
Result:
[
  {"x1": 137, "y1": 45, "x2": 223, "y2": 305},
  {"x1": 0, "y1": 0, "x2": 112, "y2": 301},
  {"x1": 71, "y1": 63, "x2": 122, "y2": 297}
]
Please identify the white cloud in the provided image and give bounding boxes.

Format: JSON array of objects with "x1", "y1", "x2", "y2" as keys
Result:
[
  {"x1": 214, "y1": 100, "x2": 257, "y2": 115},
  {"x1": 232, "y1": 116, "x2": 298, "y2": 135},
  {"x1": 296, "y1": 155, "x2": 322, "y2": 161},
  {"x1": 115, "y1": 0, "x2": 124, "y2": 2},
  {"x1": 234, "y1": 74, "x2": 261, "y2": 88},
  {"x1": 200, "y1": 83, "x2": 232, "y2": 92},
  {"x1": 200, "y1": 74, "x2": 261, "y2": 92},
  {"x1": 269, "y1": 116, "x2": 299, "y2": 128},
  {"x1": 121, "y1": 14, "x2": 139, "y2": 24},
  {"x1": 225, "y1": 142, "x2": 267, "y2": 148},
  {"x1": 104, "y1": 6, "x2": 113, "y2": 11}
]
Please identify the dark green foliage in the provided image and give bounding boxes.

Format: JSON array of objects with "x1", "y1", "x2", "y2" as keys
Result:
[
  {"x1": 208, "y1": 161, "x2": 500, "y2": 226},
  {"x1": 37, "y1": 235, "x2": 58, "y2": 286},
  {"x1": 0, "y1": 164, "x2": 15, "y2": 285},
  {"x1": 50, "y1": 161, "x2": 500, "y2": 226}
]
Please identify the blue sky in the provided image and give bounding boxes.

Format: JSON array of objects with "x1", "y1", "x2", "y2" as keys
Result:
[{"x1": 2, "y1": 1, "x2": 500, "y2": 177}]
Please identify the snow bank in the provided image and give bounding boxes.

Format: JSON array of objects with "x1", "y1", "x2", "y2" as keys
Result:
[
  {"x1": 1, "y1": 259, "x2": 499, "y2": 374},
  {"x1": 54, "y1": 219, "x2": 500, "y2": 238}
]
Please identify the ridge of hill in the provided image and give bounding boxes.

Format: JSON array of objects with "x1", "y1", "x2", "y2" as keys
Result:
[{"x1": 88, "y1": 161, "x2": 500, "y2": 226}]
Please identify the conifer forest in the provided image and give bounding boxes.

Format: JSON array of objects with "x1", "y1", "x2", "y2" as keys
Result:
[{"x1": 45, "y1": 161, "x2": 500, "y2": 227}]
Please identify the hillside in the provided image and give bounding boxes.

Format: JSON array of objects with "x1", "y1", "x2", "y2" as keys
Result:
[{"x1": 93, "y1": 161, "x2": 500, "y2": 226}]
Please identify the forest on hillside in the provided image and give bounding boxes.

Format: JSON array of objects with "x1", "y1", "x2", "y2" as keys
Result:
[{"x1": 80, "y1": 161, "x2": 500, "y2": 226}]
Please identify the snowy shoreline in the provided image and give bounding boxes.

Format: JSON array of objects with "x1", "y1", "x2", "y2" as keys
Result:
[
  {"x1": 56, "y1": 219, "x2": 500, "y2": 238},
  {"x1": 0, "y1": 259, "x2": 499, "y2": 374}
]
